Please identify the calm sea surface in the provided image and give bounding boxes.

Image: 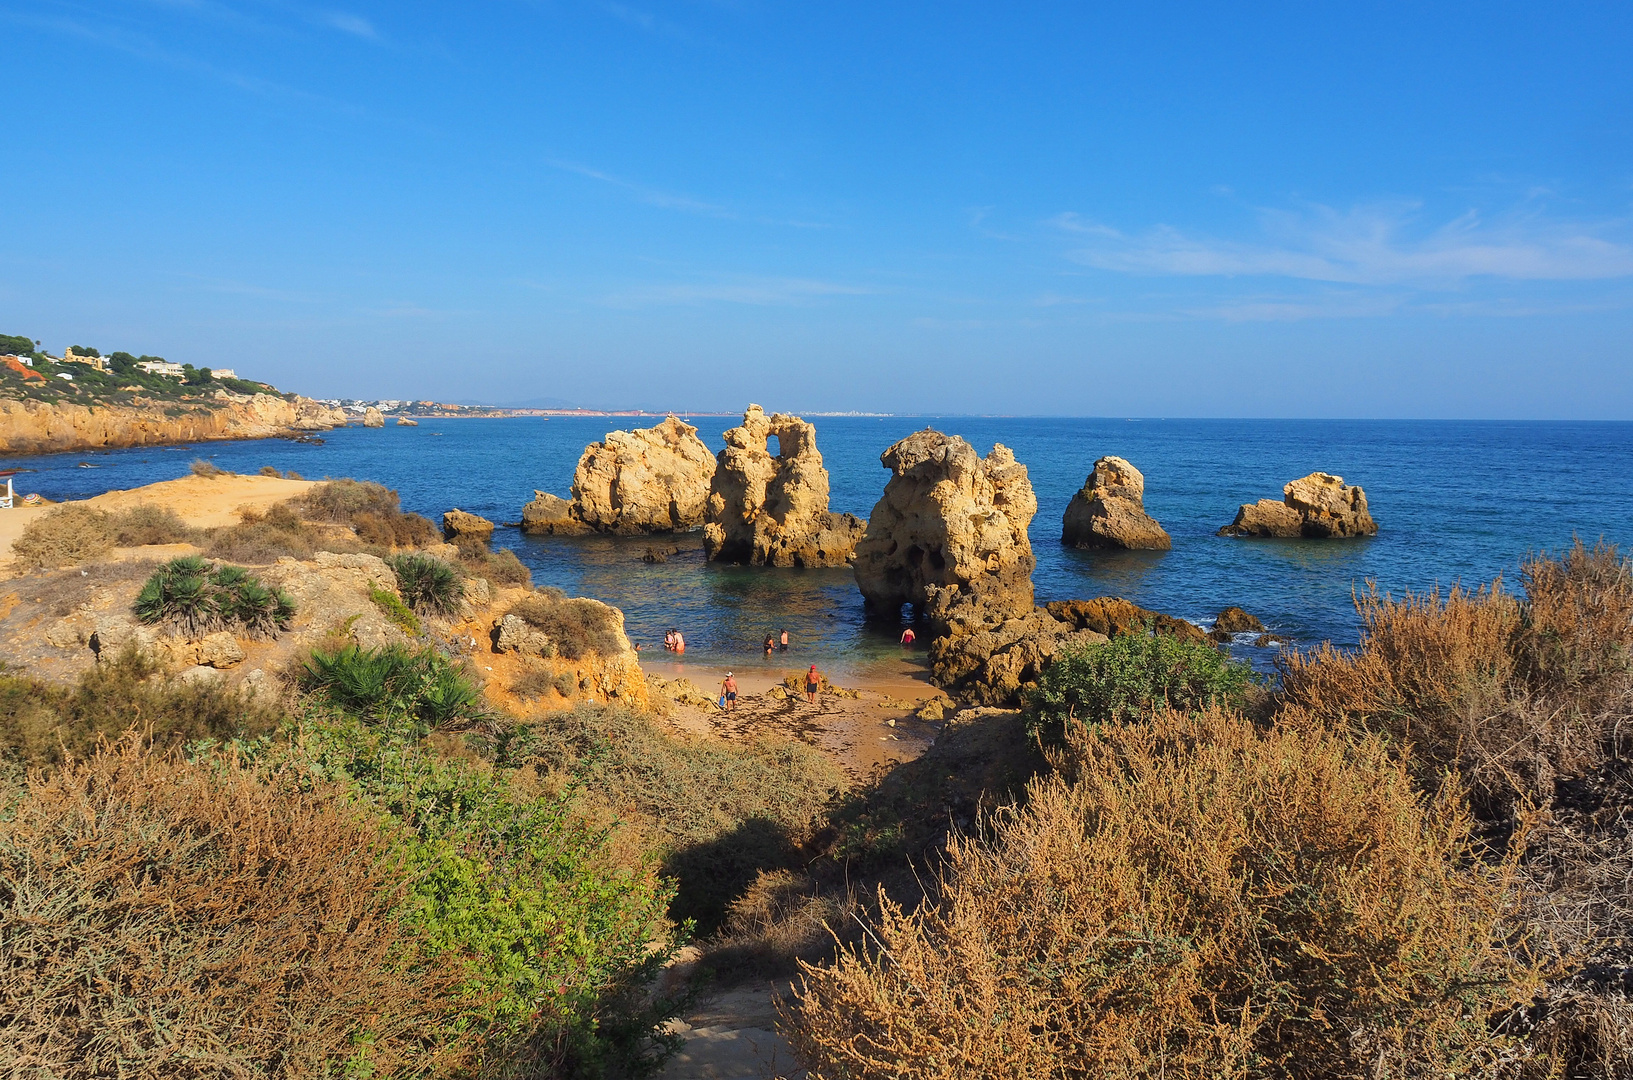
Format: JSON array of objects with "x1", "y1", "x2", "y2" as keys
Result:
[{"x1": 7, "y1": 417, "x2": 1631, "y2": 676}]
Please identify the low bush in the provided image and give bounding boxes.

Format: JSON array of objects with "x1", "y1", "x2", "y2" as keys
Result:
[
  {"x1": 462, "y1": 545, "x2": 533, "y2": 589},
  {"x1": 356, "y1": 508, "x2": 439, "y2": 548},
  {"x1": 301, "y1": 643, "x2": 488, "y2": 735},
  {"x1": 789, "y1": 707, "x2": 1543, "y2": 1080},
  {"x1": 1025, "y1": 629, "x2": 1252, "y2": 744},
  {"x1": 297, "y1": 478, "x2": 402, "y2": 523},
  {"x1": 133, "y1": 555, "x2": 296, "y2": 638},
  {"x1": 206, "y1": 502, "x2": 317, "y2": 562},
  {"x1": 189, "y1": 457, "x2": 228, "y2": 477},
  {"x1": 109, "y1": 503, "x2": 197, "y2": 546},
  {"x1": 388, "y1": 552, "x2": 466, "y2": 615},
  {"x1": 513, "y1": 704, "x2": 844, "y2": 929},
  {"x1": 10, "y1": 503, "x2": 115, "y2": 568},
  {"x1": 0, "y1": 648, "x2": 284, "y2": 771},
  {"x1": 508, "y1": 590, "x2": 626, "y2": 660},
  {"x1": 512, "y1": 667, "x2": 575, "y2": 700},
  {"x1": 0, "y1": 736, "x2": 474, "y2": 1079}
]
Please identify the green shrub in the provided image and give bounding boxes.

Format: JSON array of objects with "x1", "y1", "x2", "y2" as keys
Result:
[
  {"x1": 0, "y1": 648, "x2": 284, "y2": 772},
  {"x1": 790, "y1": 708, "x2": 1543, "y2": 1080},
  {"x1": 10, "y1": 504, "x2": 114, "y2": 569},
  {"x1": 0, "y1": 736, "x2": 475, "y2": 1079},
  {"x1": 301, "y1": 644, "x2": 487, "y2": 735},
  {"x1": 387, "y1": 553, "x2": 465, "y2": 615},
  {"x1": 109, "y1": 503, "x2": 196, "y2": 546},
  {"x1": 286, "y1": 717, "x2": 683, "y2": 1078},
  {"x1": 297, "y1": 478, "x2": 402, "y2": 523},
  {"x1": 1026, "y1": 629, "x2": 1252, "y2": 744},
  {"x1": 370, "y1": 585, "x2": 423, "y2": 634},
  {"x1": 515, "y1": 704, "x2": 845, "y2": 929},
  {"x1": 133, "y1": 556, "x2": 295, "y2": 639},
  {"x1": 508, "y1": 590, "x2": 625, "y2": 660}
]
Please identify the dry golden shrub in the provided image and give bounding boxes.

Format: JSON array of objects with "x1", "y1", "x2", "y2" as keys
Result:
[
  {"x1": 0, "y1": 736, "x2": 475, "y2": 1079},
  {"x1": 787, "y1": 707, "x2": 1541, "y2": 1080},
  {"x1": 10, "y1": 503, "x2": 116, "y2": 568}
]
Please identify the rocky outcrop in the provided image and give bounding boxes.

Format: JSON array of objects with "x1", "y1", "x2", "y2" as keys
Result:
[
  {"x1": 926, "y1": 587, "x2": 1109, "y2": 706},
  {"x1": 523, "y1": 417, "x2": 715, "y2": 535},
  {"x1": 490, "y1": 595, "x2": 647, "y2": 706},
  {"x1": 361, "y1": 407, "x2": 385, "y2": 428},
  {"x1": 853, "y1": 431, "x2": 1037, "y2": 621},
  {"x1": 442, "y1": 509, "x2": 495, "y2": 546},
  {"x1": 1044, "y1": 597, "x2": 1208, "y2": 645},
  {"x1": 259, "y1": 552, "x2": 409, "y2": 650},
  {"x1": 703, "y1": 405, "x2": 866, "y2": 567},
  {"x1": 1061, "y1": 456, "x2": 1171, "y2": 550},
  {"x1": 1219, "y1": 472, "x2": 1378, "y2": 538},
  {"x1": 0, "y1": 392, "x2": 345, "y2": 454},
  {"x1": 396, "y1": 417, "x2": 418, "y2": 427},
  {"x1": 520, "y1": 492, "x2": 589, "y2": 536},
  {"x1": 1214, "y1": 606, "x2": 1264, "y2": 634}
]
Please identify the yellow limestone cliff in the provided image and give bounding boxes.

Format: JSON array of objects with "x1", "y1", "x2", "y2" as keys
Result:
[{"x1": 0, "y1": 392, "x2": 346, "y2": 454}]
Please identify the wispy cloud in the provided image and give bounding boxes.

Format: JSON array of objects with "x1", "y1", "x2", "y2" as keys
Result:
[
  {"x1": 550, "y1": 160, "x2": 734, "y2": 218},
  {"x1": 318, "y1": 11, "x2": 376, "y2": 39},
  {"x1": 1055, "y1": 203, "x2": 1633, "y2": 286},
  {"x1": 599, "y1": 277, "x2": 871, "y2": 307}
]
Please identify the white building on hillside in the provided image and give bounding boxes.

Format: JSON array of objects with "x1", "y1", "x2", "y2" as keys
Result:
[{"x1": 137, "y1": 360, "x2": 185, "y2": 377}]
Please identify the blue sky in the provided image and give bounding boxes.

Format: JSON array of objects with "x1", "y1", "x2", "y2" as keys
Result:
[{"x1": 3, "y1": 2, "x2": 1631, "y2": 416}]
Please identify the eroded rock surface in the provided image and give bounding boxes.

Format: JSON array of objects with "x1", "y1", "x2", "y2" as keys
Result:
[
  {"x1": 523, "y1": 417, "x2": 715, "y2": 535},
  {"x1": 442, "y1": 509, "x2": 495, "y2": 546},
  {"x1": 853, "y1": 431, "x2": 1037, "y2": 621},
  {"x1": 703, "y1": 405, "x2": 866, "y2": 567},
  {"x1": 1061, "y1": 456, "x2": 1171, "y2": 550},
  {"x1": 361, "y1": 407, "x2": 385, "y2": 428},
  {"x1": 1044, "y1": 597, "x2": 1208, "y2": 645},
  {"x1": 926, "y1": 586, "x2": 1109, "y2": 706},
  {"x1": 0, "y1": 392, "x2": 345, "y2": 453},
  {"x1": 1220, "y1": 472, "x2": 1378, "y2": 538}
]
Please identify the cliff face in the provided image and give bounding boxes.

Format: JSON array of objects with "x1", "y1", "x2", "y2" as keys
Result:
[{"x1": 0, "y1": 392, "x2": 346, "y2": 455}]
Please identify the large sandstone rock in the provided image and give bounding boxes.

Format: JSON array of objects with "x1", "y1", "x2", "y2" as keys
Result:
[
  {"x1": 520, "y1": 492, "x2": 590, "y2": 536},
  {"x1": 853, "y1": 431, "x2": 1037, "y2": 621},
  {"x1": 1219, "y1": 472, "x2": 1378, "y2": 538},
  {"x1": 703, "y1": 405, "x2": 866, "y2": 567},
  {"x1": 442, "y1": 509, "x2": 495, "y2": 545},
  {"x1": 361, "y1": 407, "x2": 385, "y2": 428},
  {"x1": 524, "y1": 417, "x2": 715, "y2": 535},
  {"x1": 925, "y1": 586, "x2": 1108, "y2": 706},
  {"x1": 1061, "y1": 456, "x2": 1171, "y2": 550}
]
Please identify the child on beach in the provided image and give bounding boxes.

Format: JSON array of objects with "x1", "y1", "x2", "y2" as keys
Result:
[{"x1": 805, "y1": 664, "x2": 820, "y2": 704}]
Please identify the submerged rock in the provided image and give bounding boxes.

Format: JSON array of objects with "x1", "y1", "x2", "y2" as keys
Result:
[
  {"x1": 1061, "y1": 456, "x2": 1171, "y2": 550},
  {"x1": 1220, "y1": 472, "x2": 1378, "y2": 538},
  {"x1": 853, "y1": 430, "x2": 1037, "y2": 622},
  {"x1": 703, "y1": 404, "x2": 866, "y2": 567},
  {"x1": 1214, "y1": 606, "x2": 1265, "y2": 634}
]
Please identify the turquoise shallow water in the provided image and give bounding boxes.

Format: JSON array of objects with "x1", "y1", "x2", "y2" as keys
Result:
[{"x1": 8, "y1": 416, "x2": 1632, "y2": 675}]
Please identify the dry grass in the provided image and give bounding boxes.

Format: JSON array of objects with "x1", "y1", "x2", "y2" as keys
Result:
[
  {"x1": 109, "y1": 503, "x2": 198, "y2": 546},
  {"x1": 1275, "y1": 540, "x2": 1633, "y2": 1079},
  {"x1": 0, "y1": 735, "x2": 474, "y2": 1079},
  {"x1": 508, "y1": 590, "x2": 625, "y2": 660},
  {"x1": 788, "y1": 707, "x2": 1543, "y2": 1080},
  {"x1": 10, "y1": 503, "x2": 115, "y2": 568},
  {"x1": 206, "y1": 502, "x2": 318, "y2": 563},
  {"x1": 462, "y1": 545, "x2": 533, "y2": 589}
]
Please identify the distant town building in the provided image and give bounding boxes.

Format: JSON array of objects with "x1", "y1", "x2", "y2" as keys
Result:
[
  {"x1": 62, "y1": 349, "x2": 107, "y2": 372},
  {"x1": 210, "y1": 368, "x2": 237, "y2": 379},
  {"x1": 137, "y1": 360, "x2": 186, "y2": 377}
]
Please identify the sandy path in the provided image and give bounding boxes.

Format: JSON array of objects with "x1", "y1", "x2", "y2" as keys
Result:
[{"x1": 1, "y1": 474, "x2": 315, "y2": 570}]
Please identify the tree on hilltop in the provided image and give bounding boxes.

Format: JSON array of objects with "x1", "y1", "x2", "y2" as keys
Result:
[
  {"x1": 67, "y1": 345, "x2": 100, "y2": 358},
  {"x1": 0, "y1": 333, "x2": 35, "y2": 356}
]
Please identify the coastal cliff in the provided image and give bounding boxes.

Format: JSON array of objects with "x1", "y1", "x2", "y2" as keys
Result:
[{"x1": 0, "y1": 391, "x2": 346, "y2": 454}]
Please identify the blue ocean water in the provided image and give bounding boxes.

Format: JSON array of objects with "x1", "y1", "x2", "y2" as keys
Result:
[{"x1": 7, "y1": 417, "x2": 1632, "y2": 675}]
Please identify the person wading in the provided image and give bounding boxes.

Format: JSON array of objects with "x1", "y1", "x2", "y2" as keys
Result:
[
  {"x1": 779, "y1": 628, "x2": 789, "y2": 652},
  {"x1": 764, "y1": 633, "x2": 776, "y2": 658},
  {"x1": 720, "y1": 672, "x2": 738, "y2": 711},
  {"x1": 805, "y1": 664, "x2": 821, "y2": 705}
]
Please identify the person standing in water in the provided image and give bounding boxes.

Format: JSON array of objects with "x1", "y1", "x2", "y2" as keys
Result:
[
  {"x1": 673, "y1": 630, "x2": 685, "y2": 654},
  {"x1": 805, "y1": 664, "x2": 820, "y2": 705},
  {"x1": 720, "y1": 672, "x2": 737, "y2": 711},
  {"x1": 764, "y1": 633, "x2": 776, "y2": 658},
  {"x1": 779, "y1": 629, "x2": 789, "y2": 652},
  {"x1": 900, "y1": 627, "x2": 916, "y2": 648}
]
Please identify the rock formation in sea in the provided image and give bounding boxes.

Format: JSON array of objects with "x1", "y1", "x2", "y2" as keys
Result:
[
  {"x1": 703, "y1": 404, "x2": 867, "y2": 567},
  {"x1": 853, "y1": 430, "x2": 1037, "y2": 621},
  {"x1": 521, "y1": 416, "x2": 716, "y2": 535},
  {"x1": 442, "y1": 509, "x2": 495, "y2": 546},
  {"x1": 1219, "y1": 472, "x2": 1378, "y2": 538},
  {"x1": 1043, "y1": 597, "x2": 1208, "y2": 644},
  {"x1": 1060, "y1": 456, "x2": 1171, "y2": 550},
  {"x1": 0, "y1": 392, "x2": 346, "y2": 454},
  {"x1": 361, "y1": 407, "x2": 385, "y2": 428},
  {"x1": 1213, "y1": 606, "x2": 1264, "y2": 634},
  {"x1": 395, "y1": 417, "x2": 418, "y2": 426}
]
